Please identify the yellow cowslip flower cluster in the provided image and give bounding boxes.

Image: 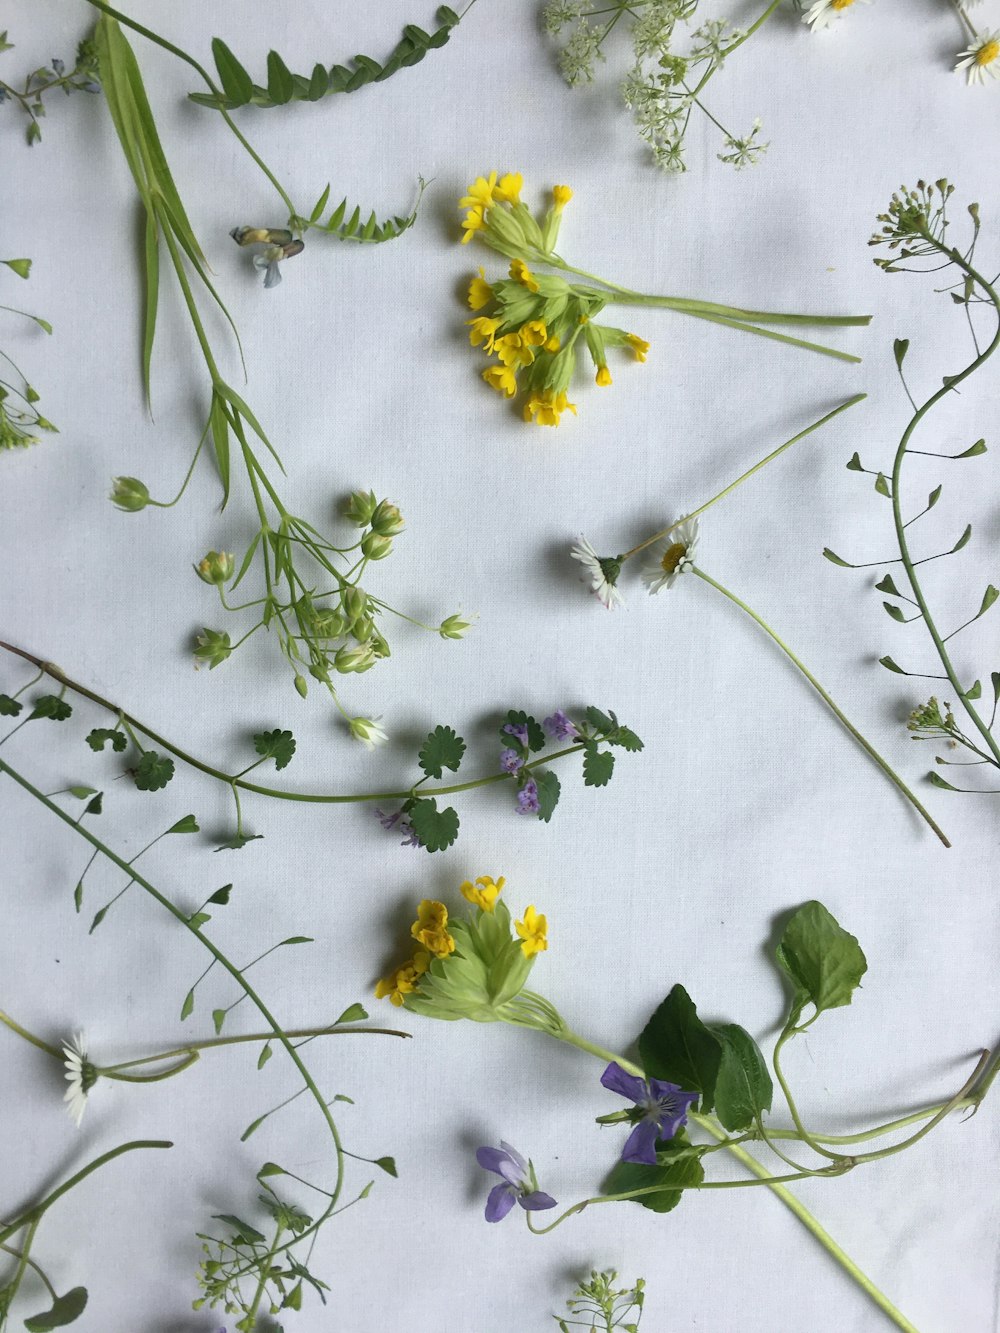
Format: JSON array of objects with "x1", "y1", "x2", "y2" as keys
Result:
[
  {"x1": 375, "y1": 951, "x2": 430, "y2": 1007},
  {"x1": 515, "y1": 905, "x2": 548, "y2": 958},
  {"x1": 460, "y1": 874, "x2": 505, "y2": 912},
  {"x1": 410, "y1": 899, "x2": 456, "y2": 957},
  {"x1": 458, "y1": 174, "x2": 649, "y2": 427}
]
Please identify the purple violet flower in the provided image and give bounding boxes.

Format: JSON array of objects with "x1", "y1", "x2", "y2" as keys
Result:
[
  {"x1": 500, "y1": 747, "x2": 524, "y2": 774},
  {"x1": 476, "y1": 1141, "x2": 556, "y2": 1222},
  {"x1": 503, "y1": 721, "x2": 530, "y2": 748},
  {"x1": 516, "y1": 779, "x2": 540, "y2": 815},
  {"x1": 543, "y1": 709, "x2": 578, "y2": 741},
  {"x1": 600, "y1": 1062, "x2": 699, "y2": 1165}
]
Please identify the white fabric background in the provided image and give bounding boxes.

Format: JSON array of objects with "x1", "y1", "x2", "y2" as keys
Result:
[{"x1": 2, "y1": 1, "x2": 999, "y2": 1330}]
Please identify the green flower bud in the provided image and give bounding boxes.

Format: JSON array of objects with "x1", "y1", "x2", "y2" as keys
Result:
[
  {"x1": 110, "y1": 476, "x2": 150, "y2": 512},
  {"x1": 311, "y1": 609, "x2": 348, "y2": 639},
  {"x1": 194, "y1": 550, "x2": 235, "y2": 585},
  {"x1": 334, "y1": 642, "x2": 376, "y2": 674},
  {"x1": 371, "y1": 631, "x2": 391, "y2": 659},
  {"x1": 439, "y1": 613, "x2": 477, "y2": 640},
  {"x1": 343, "y1": 488, "x2": 378, "y2": 526},
  {"x1": 342, "y1": 586, "x2": 367, "y2": 626},
  {"x1": 351, "y1": 615, "x2": 375, "y2": 642},
  {"x1": 348, "y1": 716, "x2": 388, "y2": 749},
  {"x1": 370, "y1": 500, "x2": 405, "y2": 537},
  {"x1": 293, "y1": 673, "x2": 309, "y2": 698},
  {"x1": 193, "y1": 628, "x2": 232, "y2": 670},
  {"x1": 360, "y1": 531, "x2": 393, "y2": 560}
]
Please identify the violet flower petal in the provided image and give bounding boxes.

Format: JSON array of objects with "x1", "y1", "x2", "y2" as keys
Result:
[
  {"x1": 499, "y1": 1140, "x2": 528, "y2": 1175},
  {"x1": 485, "y1": 1181, "x2": 517, "y2": 1223},
  {"x1": 518, "y1": 1190, "x2": 557, "y2": 1212},
  {"x1": 600, "y1": 1062, "x2": 648, "y2": 1104},
  {"x1": 621, "y1": 1119, "x2": 660, "y2": 1165}
]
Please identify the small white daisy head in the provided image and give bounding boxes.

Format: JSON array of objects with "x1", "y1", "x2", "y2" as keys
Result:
[
  {"x1": 955, "y1": 31, "x2": 1000, "y2": 85},
  {"x1": 643, "y1": 518, "x2": 699, "y2": 594},
  {"x1": 803, "y1": 0, "x2": 869, "y2": 32},
  {"x1": 63, "y1": 1033, "x2": 98, "y2": 1127},
  {"x1": 570, "y1": 536, "x2": 625, "y2": 610}
]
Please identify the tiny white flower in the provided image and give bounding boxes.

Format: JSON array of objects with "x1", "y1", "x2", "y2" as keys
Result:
[
  {"x1": 63, "y1": 1032, "x2": 96, "y2": 1127},
  {"x1": 570, "y1": 536, "x2": 624, "y2": 610},
  {"x1": 803, "y1": 0, "x2": 869, "y2": 32},
  {"x1": 955, "y1": 31, "x2": 1000, "y2": 84},
  {"x1": 643, "y1": 518, "x2": 699, "y2": 594},
  {"x1": 349, "y1": 716, "x2": 388, "y2": 749}
]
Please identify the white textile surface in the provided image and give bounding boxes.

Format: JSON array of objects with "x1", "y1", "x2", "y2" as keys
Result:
[{"x1": 2, "y1": 1, "x2": 999, "y2": 1330}]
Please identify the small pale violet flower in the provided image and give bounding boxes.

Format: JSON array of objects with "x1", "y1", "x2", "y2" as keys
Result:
[
  {"x1": 375, "y1": 807, "x2": 420, "y2": 848},
  {"x1": 600, "y1": 1062, "x2": 699, "y2": 1165},
  {"x1": 476, "y1": 1142, "x2": 556, "y2": 1223},
  {"x1": 500, "y1": 747, "x2": 524, "y2": 774},
  {"x1": 503, "y1": 721, "x2": 530, "y2": 748},
  {"x1": 516, "y1": 779, "x2": 540, "y2": 815},
  {"x1": 543, "y1": 710, "x2": 578, "y2": 741},
  {"x1": 52, "y1": 57, "x2": 66, "y2": 75}
]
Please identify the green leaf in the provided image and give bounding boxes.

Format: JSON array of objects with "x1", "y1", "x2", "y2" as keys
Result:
[
  {"x1": 874, "y1": 574, "x2": 901, "y2": 597},
  {"x1": 991, "y1": 671, "x2": 1000, "y2": 705},
  {"x1": 418, "y1": 724, "x2": 466, "y2": 779},
  {"x1": 167, "y1": 814, "x2": 199, "y2": 834},
  {"x1": 279, "y1": 935, "x2": 314, "y2": 946},
  {"x1": 374, "y1": 1156, "x2": 397, "y2": 1177},
  {"x1": 24, "y1": 1287, "x2": 88, "y2": 1330},
  {"x1": 309, "y1": 182, "x2": 332, "y2": 224},
  {"x1": 86, "y1": 727, "x2": 127, "y2": 752},
  {"x1": 208, "y1": 884, "x2": 233, "y2": 905},
  {"x1": 29, "y1": 695, "x2": 72, "y2": 722},
  {"x1": 845, "y1": 451, "x2": 864, "y2": 472},
  {"x1": 534, "y1": 770, "x2": 561, "y2": 823},
  {"x1": 88, "y1": 905, "x2": 109, "y2": 934},
  {"x1": 582, "y1": 744, "x2": 615, "y2": 787},
  {"x1": 638, "y1": 985, "x2": 722, "y2": 1113},
  {"x1": 253, "y1": 728, "x2": 296, "y2": 771},
  {"x1": 134, "y1": 751, "x2": 174, "y2": 791},
  {"x1": 874, "y1": 472, "x2": 892, "y2": 498},
  {"x1": 602, "y1": 1134, "x2": 705, "y2": 1213},
  {"x1": 0, "y1": 694, "x2": 23, "y2": 716},
  {"x1": 180, "y1": 988, "x2": 195, "y2": 1021},
  {"x1": 212, "y1": 1008, "x2": 227, "y2": 1035},
  {"x1": 584, "y1": 705, "x2": 615, "y2": 734},
  {"x1": 893, "y1": 337, "x2": 909, "y2": 370},
  {"x1": 878, "y1": 655, "x2": 907, "y2": 674},
  {"x1": 710, "y1": 1024, "x2": 773, "y2": 1132},
  {"x1": 608, "y1": 724, "x2": 643, "y2": 752},
  {"x1": 775, "y1": 901, "x2": 867, "y2": 1028},
  {"x1": 928, "y1": 772, "x2": 959, "y2": 791},
  {"x1": 822, "y1": 548, "x2": 854, "y2": 568},
  {"x1": 335, "y1": 1003, "x2": 368, "y2": 1025},
  {"x1": 951, "y1": 524, "x2": 973, "y2": 554},
  {"x1": 212, "y1": 1214, "x2": 266, "y2": 1244},
  {"x1": 266, "y1": 49, "x2": 295, "y2": 103},
  {"x1": 211, "y1": 37, "x2": 254, "y2": 105},
  {"x1": 257, "y1": 1042, "x2": 272, "y2": 1069},
  {"x1": 408, "y1": 798, "x2": 460, "y2": 852}
]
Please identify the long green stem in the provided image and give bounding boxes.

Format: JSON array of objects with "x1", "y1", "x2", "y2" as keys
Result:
[
  {"x1": 618, "y1": 394, "x2": 866, "y2": 562},
  {"x1": 689, "y1": 566, "x2": 950, "y2": 847},
  {"x1": 889, "y1": 242, "x2": 1000, "y2": 767},
  {"x1": 549, "y1": 1030, "x2": 920, "y2": 1332}
]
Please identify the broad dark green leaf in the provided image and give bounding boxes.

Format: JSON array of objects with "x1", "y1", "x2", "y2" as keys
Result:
[
  {"x1": 638, "y1": 984, "x2": 721, "y2": 1113},
  {"x1": 211, "y1": 37, "x2": 253, "y2": 105},
  {"x1": 208, "y1": 883, "x2": 233, "y2": 905},
  {"x1": 418, "y1": 724, "x2": 466, "y2": 778},
  {"x1": 582, "y1": 744, "x2": 615, "y2": 787},
  {"x1": 24, "y1": 1287, "x2": 88, "y2": 1330},
  {"x1": 253, "y1": 728, "x2": 296, "y2": 770},
  {"x1": 775, "y1": 901, "x2": 867, "y2": 1028},
  {"x1": 266, "y1": 49, "x2": 294, "y2": 103},
  {"x1": 845, "y1": 451, "x2": 864, "y2": 471},
  {"x1": 408, "y1": 798, "x2": 460, "y2": 852},
  {"x1": 86, "y1": 727, "x2": 127, "y2": 752},
  {"x1": 29, "y1": 695, "x2": 72, "y2": 722},
  {"x1": 602, "y1": 1134, "x2": 705, "y2": 1213},
  {"x1": 711, "y1": 1023, "x2": 773, "y2": 1131},
  {"x1": 893, "y1": 337, "x2": 909, "y2": 369},
  {"x1": 534, "y1": 770, "x2": 561, "y2": 823},
  {"x1": 0, "y1": 694, "x2": 23, "y2": 716},
  {"x1": 374, "y1": 1155, "x2": 397, "y2": 1177},
  {"x1": 134, "y1": 751, "x2": 174, "y2": 791}
]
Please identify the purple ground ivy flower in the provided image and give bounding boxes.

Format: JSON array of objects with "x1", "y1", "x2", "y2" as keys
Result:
[
  {"x1": 503, "y1": 721, "x2": 530, "y2": 748},
  {"x1": 516, "y1": 779, "x2": 540, "y2": 814},
  {"x1": 374, "y1": 807, "x2": 420, "y2": 848},
  {"x1": 600, "y1": 1062, "x2": 699, "y2": 1165},
  {"x1": 543, "y1": 709, "x2": 578, "y2": 741},
  {"x1": 500, "y1": 747, "x2": 524, "y2": 774},
  {"x1": 476, "y1": 1141, "x2": 556, "y2": 1222}
]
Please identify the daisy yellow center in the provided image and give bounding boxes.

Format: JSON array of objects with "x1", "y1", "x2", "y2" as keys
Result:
[
  {"x1": 975, "y1": 39, "x2": 999, "y2": 66},
  {"x1": 660, "y1": 542, "x2": 687, "y2": 575},
  {"x1": 831, "y1": 0, "x2": 855, "y2": 9}
]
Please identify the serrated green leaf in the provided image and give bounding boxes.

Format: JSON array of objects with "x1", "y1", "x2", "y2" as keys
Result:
[
  {"x1": 638, "y1": 985, "x2": 721, "y2": 1113},
  {"x1": 29, "y1": 695, "x2": 72, "y2": 722},
  {"x1": 893, "y1": 337, "x2": 909, "y2": 370},
  {"x1": 710, "y1": 1024, "x2": 773, "y2": 1132},
  {"x1": 582, "y1": 744, "x2": 615, "y2": 787},
  {"x1": 418, "y1": 724, "x2": 466, "y2": 779},
  {"x1": 180, "y1": 988, "x2": 195, "y2": 1021},
  {"x1": 134, "y1": 751, "x2": 174, "y2": 791},
  {"x1": 608, "y1": 724, "x2": 643, "y2": 752},
  {"x1": 211, "y1": 37, "x2": 253, "y2": 105},
  {"x1": 408, "y1": 798, "x2": 460, "y2": 852},
  {"x1": 335, "y1": 1003, "x2": 368, "y2": 1025},
  {"x1": 24, "y1": 1286, "x2": 88, "y2": 1330},
  {"x1": 0, "y1": 694, "x2": 23, "y2": 716},
  {"x1": 501, "y1": 710, "x2": 546, "y2": 752},
  {"x1": 822, "y1": 548, "x2": 854, "y2": 568},
  {"x1": 584, "y1": 705, "x2": 615, "y2": 734},
  {"x1": 775, "y1": 901, "x2": 867, "y2": 1029},
  {"x1": 845, "y1": 451, "x2": 864, "y2": 472},
  {"x1": 374, "y1": 1156, "x2": 397, "y2": 1177},
  {"x1": 534, "y1": 770, "x2": 561, "y2": 823},
  {"x1": 86, "y1": 727, "x2": 127, "y2": 752},
  {"x1": 167, "y1": 814, "x2": 199, "y2": 834},
  {"x1": 252, "y1": 728, "x2": 296, "y2": 770}
]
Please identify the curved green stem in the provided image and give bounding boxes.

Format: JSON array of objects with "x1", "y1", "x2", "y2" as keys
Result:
[{"x1": 689, "y1": 566, "x2": 950, "y2": 847}]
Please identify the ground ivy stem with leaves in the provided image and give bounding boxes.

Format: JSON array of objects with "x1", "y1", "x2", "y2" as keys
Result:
[{"x1": 688, "y1": 566, "x2": 949, "y2": 846}]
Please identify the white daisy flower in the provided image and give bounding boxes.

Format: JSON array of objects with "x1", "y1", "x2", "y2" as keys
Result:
[
  {"x1": 955, "y1": 31, "x2": 1000, "y2": 84},
  {"x1": 570, "y1": 536, "x2": 624, "y2": 610},
  {"x1": 642, "y1": 518, "x2": 699, "y2": 594},
  {"x1": 802, "y1": 0, "x2": 869, "y2": 32},
  {"x1": 348, "y1": 716, "x2": 388, "y2": 749},
  {"x1": 63, "y1": 1032, "x2": 97, "y2": 1127}
]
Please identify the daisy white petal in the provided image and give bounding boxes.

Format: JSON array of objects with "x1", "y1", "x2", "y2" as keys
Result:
[
  {"x1": 955, "y1": 31, "x2": 1000, "y2": 84},
  {"x1": 803, "y1": 0, "x2": 869, "y2": 32},
  {"x1": 62, "y1": 1032, "x2": 96, "y2": 1128},
  {"x1": 642, "y1": 517, "x2": 699, "y2": 594},
  {"x1": 570, "y1": 536, "x2": 624, "y2": 610}
]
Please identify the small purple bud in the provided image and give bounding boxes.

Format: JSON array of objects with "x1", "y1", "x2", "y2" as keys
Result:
[{"x1": 516, "y1": 779, "x2": 540, "y2": 815}]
